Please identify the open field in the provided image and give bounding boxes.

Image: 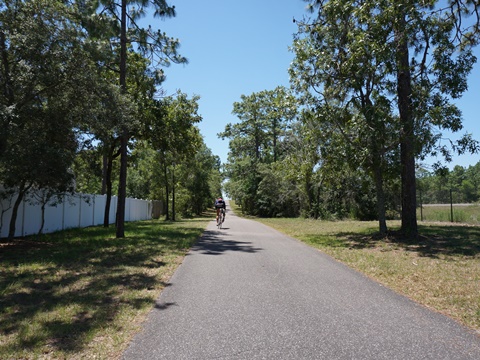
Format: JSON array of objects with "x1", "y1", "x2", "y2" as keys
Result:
[
  {"x1": 418, "y1": 204, "x2": 480, "y2": 225},
  {"x1": 0, "y1": 216, "x2": 210, "y2": 359}
]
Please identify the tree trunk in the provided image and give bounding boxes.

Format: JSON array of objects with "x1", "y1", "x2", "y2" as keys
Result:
[
  {"x1": 363, "y1": 93, "x2": 388, "y2": 235},
  {"x1": 373, "y1": 163, "x2": 387, "y2": 235},
  {"x1": 38, "y1": 201, "x2": 46, "y2": 236},
  {"x1": 273, "y1": 118, "x2": 278, "y2": 163},
  {"x1": 395, "y1": 10, "x2": 418, "y2": 240},
  {"x1": 304, "y1": 169, "x2": 314, "y2": 218},
  {"x1": 7, "y1": 183, "x2": 31, "y2": 241},
  {"x1": 164, "y1": 162, "x2": 170, "y2": 220},
  {"x1": 101, "y1": 151, "x2": 107, "y2": 195},
  {"x1": 104, "y1": 143, "x2": 119, "y2": 227},
  {"x1": 116, "y1": 133, "x2": 127, "y2": 237},
  {"x1": 116, "y1": 0, "x2": 128, "y2": 238},
  {"x1": 172, "y1": 164, "x2": 176, "y2": 221},
  {"x1": 37, "y1": 191, "x2": 51, "y2": 236},
  {"x1": 104, "y1": 151, "x2": 113, "y2": 227}
]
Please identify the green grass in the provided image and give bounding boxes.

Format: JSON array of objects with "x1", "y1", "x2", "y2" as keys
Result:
[
  {"x1": 418, "y1": 204, "x2": 480, "y2": 225},
  {"x1": 0, "y1": 215, "x2": 210, "y2": 360}
]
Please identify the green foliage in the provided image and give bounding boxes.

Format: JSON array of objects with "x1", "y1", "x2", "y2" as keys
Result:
[
  {"x1": 126, "y1": 143, "x2": 157, "y2": 199},
  {"x1": 73, "y1": 147, "x2": 105, "y2": 195},
  {"x1": 0, "y1": 0, "x2": 124, "y2": 238},
  {"x1": 255, "y1": 163, "x2": 301, "y2": 218},
  {"x1": 418, "y1": 162, "x2": 480, "y2": 204},
  {"x1": 0, "y1": 0, "x2": 222, "y2": 239},
  {"x1": 124, "y1": 92, "x2": 222, "y2": 219},
  {"x1": 177, "y1": 144, "x2": 222, "y2": 216},
  {"x1": 284, "y1": 0, "x2": 480, "y2": 233},
  {"x1": 220, "y1": 87, "x2": 297, "y2": 215},
  {"x1": 1, "y1": 0, "x2": 93, "y2": 182}
]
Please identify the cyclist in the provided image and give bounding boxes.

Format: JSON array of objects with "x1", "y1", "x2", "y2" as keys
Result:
[{"x1": 214, "y1": 197, "x2": 226, "y2": 224}]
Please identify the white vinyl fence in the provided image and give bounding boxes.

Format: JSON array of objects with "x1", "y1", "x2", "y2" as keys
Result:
[{"x1": 0, "y1": 191, "x2": 152, "y2": 238}]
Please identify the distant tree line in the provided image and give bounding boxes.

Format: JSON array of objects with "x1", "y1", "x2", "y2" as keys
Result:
[
  {"x1": 418, "y1": 164, "x2": 480, "y2": 205},
  {"x1": 0, "y1": 0, "x2": 222, "y2": 241}
]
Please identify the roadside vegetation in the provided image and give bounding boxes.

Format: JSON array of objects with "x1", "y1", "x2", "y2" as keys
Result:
[
  {"x1": 231, "y1": 201, "x2": 480, "y2": 333},
  {"x1": 0, "y1": 0, "x2": 222, "y2": 241},
  {"x1": 0, "y1": 216, "x2": 210, "y2": 360},
  {"x1": 418, "y1": 204, "x2": 480, "y2": 225},
  {"x1": 2, "y1": 0, "x2": 480, "y2": 356}
]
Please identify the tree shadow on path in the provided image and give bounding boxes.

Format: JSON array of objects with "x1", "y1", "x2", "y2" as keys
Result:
[{"x1": 192, "y1": 230, "x2": 263, "y2": 255}]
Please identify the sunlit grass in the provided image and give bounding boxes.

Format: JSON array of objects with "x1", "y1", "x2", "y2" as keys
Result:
[
  {"x1": 0, "y1": 216, "x2": 210, "y2": 359},
  {"x1": 418, "y1": 204, "x2": 480, "y2": 225}
]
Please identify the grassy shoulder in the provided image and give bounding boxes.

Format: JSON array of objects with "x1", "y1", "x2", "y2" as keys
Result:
[
  {"x1": 230, "y1": 201, "x2": 480, "y2": 333},
  {"x1": 0, "y1": 214, "x2": 211, "y2": 360}
]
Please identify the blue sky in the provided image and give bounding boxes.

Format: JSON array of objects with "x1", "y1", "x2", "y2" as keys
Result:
[{"x1": 154, "y1": 0, "x2": 480, "y2": 171}]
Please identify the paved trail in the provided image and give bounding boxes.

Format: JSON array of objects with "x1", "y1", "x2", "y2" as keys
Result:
[{"x1": 122, "y1": 204, "x2": 480, "y2": 359}]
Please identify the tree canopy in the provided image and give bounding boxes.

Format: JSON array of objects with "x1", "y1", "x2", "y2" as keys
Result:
[
  {"x1": 2, "y1": 0, "x2": 480, "y2": 242},
  {"x1": 220, "y1": 0, "x2": 480, "y2": 237},
  {"x1": 286, "y1": 0, "x2": 480, "y2": 238},
  {"x1": 0, "y1": 0, "x2": 221, "y2": 240}
]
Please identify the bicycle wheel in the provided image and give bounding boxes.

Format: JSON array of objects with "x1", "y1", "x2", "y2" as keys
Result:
[{"x1": 217, "y1": 214, "x2": 222, "y2": 229}]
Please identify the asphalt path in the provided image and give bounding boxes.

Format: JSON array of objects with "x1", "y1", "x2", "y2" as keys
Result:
[{"x1": 122, "y1": 203, "x2": 480, "y2": 359}]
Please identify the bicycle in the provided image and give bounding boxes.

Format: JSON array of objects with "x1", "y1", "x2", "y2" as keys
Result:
[{"x1": 217, "y1": 208, "x2": 225, "y2": 229}]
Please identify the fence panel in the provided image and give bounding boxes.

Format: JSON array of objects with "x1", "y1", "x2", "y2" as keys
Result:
[
  {"x1": 42, "y1": 200, "x2": 65, "y2": 234},
  {"x1": 79, "y1": 194, "x2": 94, "y2": 228},
  {"x1": 0, "y1": 190, "x2": 152, "y2": 239},
  {"x1": 63, "y1": 195, "x2": 81, "y2": 230},
  {"x1": 22, "y1": 196, "x2": 42, "y2": 237},
  {"x1": 93, "y1": 195, "x2": 106, "y2": 226},
  {"x1": 128, "y1": 198, "x2": 143, "y2": 222}
]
